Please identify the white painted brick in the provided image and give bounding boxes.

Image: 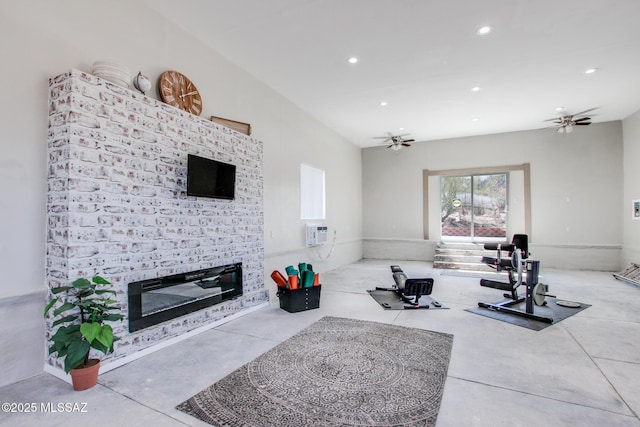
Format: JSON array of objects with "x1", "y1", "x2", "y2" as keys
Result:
[{"x1": 46, "y1": 70, "x2": 266, "y2": 368}]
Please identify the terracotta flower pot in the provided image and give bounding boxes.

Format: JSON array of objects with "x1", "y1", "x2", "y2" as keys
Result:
[{"x1": 70, "y1": 359, "x2": 100, "y2": 391}]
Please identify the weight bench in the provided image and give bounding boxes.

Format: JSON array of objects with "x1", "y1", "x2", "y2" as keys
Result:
[
  {"x1": 375, "y1": 265, "x2": 436, "y2": 309},
  {"x1": 479, "y1": 234, "x2": 528, "y2": 300},
  {"x1": 478, "y1": 234, "x2": 553, "y2": 323}
]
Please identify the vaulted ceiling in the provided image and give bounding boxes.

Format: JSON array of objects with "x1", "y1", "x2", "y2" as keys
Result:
[{"x1": 146, "y1": 0, "x2": 640, "y2": 147}]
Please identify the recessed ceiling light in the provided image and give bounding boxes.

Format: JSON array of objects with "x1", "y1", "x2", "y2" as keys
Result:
[
  {"x1": 585, "y1": 67, "x2": 599, "y2": 74},
  {"x1": 476, "y1": 25, "x2": 492, "y2": 36},
  {"x1": 472, "y1": 118, "x2": 479, "y2": 122},
  {"x1": 555, "y1": 107, "x2": 565, "y2": 112},
  {"x1": 347, "y1": 57, "x2": 359, "y2": 64},
  {"x1": 471, "y1": 86, "x2": 481, "y2": 92},
  {"x1": 398, "y1": 127, "x2": 405, "y2": 131},
  {"x1": 380, "y1": 101, "x2": 388, "y2": 107}
]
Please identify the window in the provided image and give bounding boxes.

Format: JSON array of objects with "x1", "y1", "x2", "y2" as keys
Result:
[
  {"x1": 422, "y1": 164, "x2": 530, "y2": 240},
  {"x1": 440, "y1": 173, "x2": 507, "y2": 240},
  {"x1": 300, "y1": 164, "x2": 325, "y2": 219}
]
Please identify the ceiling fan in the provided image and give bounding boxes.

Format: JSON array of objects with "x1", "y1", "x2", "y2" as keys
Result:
[
  {"x1": 544, "y1": 108, "x2": 597, "y2": 133},
  {"x1": 373, "y1": 133, "x2": 415, "y2": 150}
]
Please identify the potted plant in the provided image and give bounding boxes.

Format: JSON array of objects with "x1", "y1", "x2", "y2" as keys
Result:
[{"x1": 44, "y1": 275, "x2": 124, "y2": 390}]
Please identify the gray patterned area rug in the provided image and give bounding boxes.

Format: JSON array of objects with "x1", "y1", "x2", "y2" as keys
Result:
[{"x1": 176, "y1": 316, "x2": 453, "y2": 427}]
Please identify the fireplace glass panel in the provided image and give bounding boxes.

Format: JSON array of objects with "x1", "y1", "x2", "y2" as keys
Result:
[{"x1": 128, "y1": 263, "x2": 242, "y2": 332}]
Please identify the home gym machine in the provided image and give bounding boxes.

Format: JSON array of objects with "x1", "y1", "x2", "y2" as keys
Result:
[
  {"x1": 375, "y1": 265, "x2": 438, "y2": 309},
  {"x1": 478, "y1": 234, "x2": 554, "y2": 323}
]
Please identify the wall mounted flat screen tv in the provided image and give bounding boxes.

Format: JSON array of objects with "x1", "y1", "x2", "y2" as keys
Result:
[{"x1": 187, "y1": 154, "x2": 236, "y2": 200}]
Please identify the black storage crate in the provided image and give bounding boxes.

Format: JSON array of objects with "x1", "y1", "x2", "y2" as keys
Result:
[{"x1": 277, "y1": 285, "x2": 321, "y2": 313}]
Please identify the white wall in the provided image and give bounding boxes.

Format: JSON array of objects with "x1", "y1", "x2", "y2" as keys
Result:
[
  {"x1": 362, "y1": 121, "x2": 624, "y2": 270},
  {"x1": 622, "y1": 110, "x2": 640, "y2": 266},
  {"x1": 0, "y1": 0, "x2": 362, "y2": 386}
]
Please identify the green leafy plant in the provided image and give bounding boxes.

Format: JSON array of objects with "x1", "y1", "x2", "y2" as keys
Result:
[{"x1": 44, "y1": 276, "x2": 124, "y2": 373}]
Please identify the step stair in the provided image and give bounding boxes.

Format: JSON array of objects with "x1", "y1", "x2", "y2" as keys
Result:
[{"x1": 433, "y1": 242, "x2": 498, "y2": 272}]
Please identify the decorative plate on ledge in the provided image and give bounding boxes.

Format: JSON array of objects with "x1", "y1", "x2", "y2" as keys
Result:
[{"x1": 92, "y1": 60, "x2": 130, "y2": 88}]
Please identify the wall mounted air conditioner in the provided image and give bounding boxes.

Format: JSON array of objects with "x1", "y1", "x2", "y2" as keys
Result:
[{"x1": 306, "y1": 223, "x2": 328, "y2": 246}]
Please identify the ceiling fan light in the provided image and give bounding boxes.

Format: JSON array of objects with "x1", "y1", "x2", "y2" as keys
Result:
[
  {"x1": 557, "y1": 127, "x2": 565, "y2": 134},
  {"x1": 566, "y1": 125, "x2": 573, "y2": 133},
  {"x1": 476, "y1": 25, "x2": 492, "y2": 36},
  {"x1": 391, "y1": 144, "x2": 401, "y2": 151}
]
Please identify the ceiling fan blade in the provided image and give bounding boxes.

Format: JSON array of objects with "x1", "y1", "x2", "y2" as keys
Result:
[
  {"x1": 572, "y1": 107, "x2": 598, "y2": 117},
  {"x1": 575, "y1": 122, "x2": 591, "y2": 125},
  {"x1": 573, "y1": 117, "x2": 591, "y2": 122},
  {"x1": 378, "y1": 133, "x2": 414, "y2": 147},
  {"x1": 401, "y1": 143, "x2": 412, "y2": 147}
]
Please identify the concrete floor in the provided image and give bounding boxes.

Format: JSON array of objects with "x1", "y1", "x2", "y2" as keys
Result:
[{"x1": 1, "y1": 259, "x2": 639, "y2": 426}]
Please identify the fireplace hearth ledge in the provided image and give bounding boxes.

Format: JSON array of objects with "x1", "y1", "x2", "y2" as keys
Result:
[{"x1": 43, "y1": 301, "x2": 270, "y2": 384}]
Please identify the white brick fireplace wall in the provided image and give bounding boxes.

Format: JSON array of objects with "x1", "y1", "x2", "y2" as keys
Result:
[{"x1": 45, "y1": 70, "x2": 268, "y2": 371}]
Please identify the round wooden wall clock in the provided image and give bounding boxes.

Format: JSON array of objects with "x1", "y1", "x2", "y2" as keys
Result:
[{"x1": 158, "y1": 70, "x2": 203, "y2": 116}]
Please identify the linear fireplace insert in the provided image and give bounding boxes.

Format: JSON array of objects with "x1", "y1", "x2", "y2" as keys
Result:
[{"x1": 128, "y1": 263, "x2": 243, "y2": 332}]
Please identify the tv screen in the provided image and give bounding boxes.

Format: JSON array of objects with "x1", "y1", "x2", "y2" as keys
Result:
[{"x1": 187, "y1": 154, "x2": 236, "y2": 200}]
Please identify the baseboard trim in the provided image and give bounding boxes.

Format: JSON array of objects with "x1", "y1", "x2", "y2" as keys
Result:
[
  {"x1": 0, "y1": 290, "x2": 46, "y2": 306},
  {"x1": 265, "y1": 238, "x2": 362, "y2": 258}
]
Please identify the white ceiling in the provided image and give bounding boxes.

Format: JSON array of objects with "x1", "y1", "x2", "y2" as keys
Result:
[{"x1": 145, "y1": 0, "x2": 640, "y2": 147}]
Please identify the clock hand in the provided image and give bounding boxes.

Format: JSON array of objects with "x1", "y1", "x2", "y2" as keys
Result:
[{"x1": 179, "y1": 91, "x2": 199, "y2": 98}]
